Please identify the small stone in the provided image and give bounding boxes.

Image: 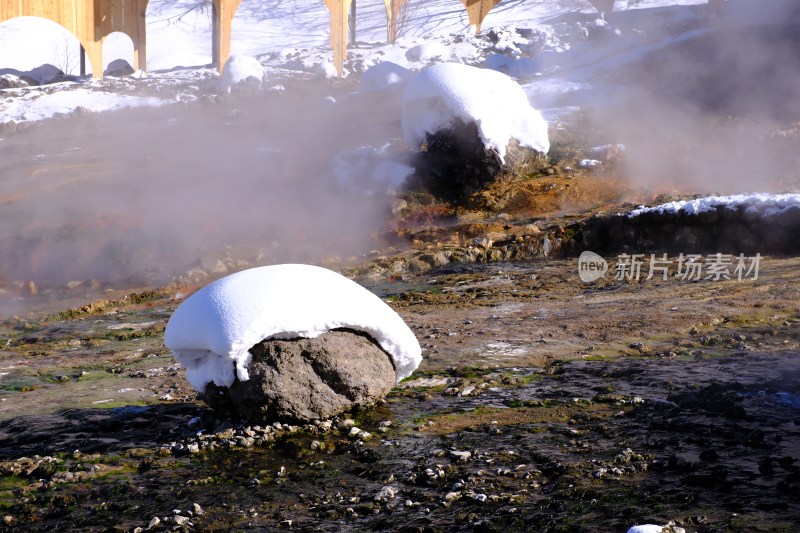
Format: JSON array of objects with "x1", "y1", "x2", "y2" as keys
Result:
[
  {"x1": 147, "y1": 516, "x2": 161, "y2": 529},
  {"x1": 460, "y1": 385, "x2": 476, "y2": 397},
  {"x1": 444, "y1": 491, "x2": 462, "y2": 502},
  {"x1": 174, "y1": 515, "x2": 191, "y2": 526},
  {"x1": 473, "y1": 237, "x2": 493, "y2": 249},
  {"x1": 348, "y1": 427, "x2": 362, "y2": 439},
  {"x1": 391, "y1": 199, "x2": 408, "y2": 214},
  {"x1": 192, "y1": 503, "x2": 204, "y2": 515},
  {"x1": 3, "y1": 516, "x2": 13, "y2": 525},
  {"x1": 449, "y1": 450, "x2": 471, "y2": 462},
  {"x1": 374, "y1": 485, "x2": 398, "y2": 502}
]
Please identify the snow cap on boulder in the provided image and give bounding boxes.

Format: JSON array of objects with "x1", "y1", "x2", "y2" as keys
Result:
[
  {"x1": 164, "y1": 264, "x2": 422, "y2": 392},
  {"x1": 402, "y1": 62, "x2": 549, "y2": 162},
  {"x1": 220, "y1": 55, "x2": 265, "y2": 91}
]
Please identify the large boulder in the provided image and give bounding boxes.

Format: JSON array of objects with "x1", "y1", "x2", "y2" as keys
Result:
[
  {"x1": 203, "y1": 330, "x2": 395, "y2": 423},
  {"x1": 414, "y1": 118, "x2": 548, "y2": 199},
  {"x1": 27, "y1": 64, "x2": 64, "y2": 85},
  {"x1": 402, "y1": 63, "x2": 549, "y2": 199}
]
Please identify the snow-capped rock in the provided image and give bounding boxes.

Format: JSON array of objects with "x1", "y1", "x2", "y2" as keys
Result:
[
  {"x1": 401, "y1": 62, "x2": 549, "y2": 162},
  {"x1": 164, "y1": 264, "x2": 422, "y2": 392}
]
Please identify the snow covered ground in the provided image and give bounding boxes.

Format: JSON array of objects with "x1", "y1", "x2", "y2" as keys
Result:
[
  {"x1": 0, "y1": 0, "x2": 736, "y2": 125},
  {"x1": 0, "y1": 2, "x2": 796, "y2": 215}
]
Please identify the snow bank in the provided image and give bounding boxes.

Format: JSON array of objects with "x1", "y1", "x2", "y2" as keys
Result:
[
  {"x1": 401, "y1": 63, "x2": 549, "y2": 162},
  {"x1": 360, "y1": 62, "x2": 413, "y2": 93},
  {"x1": 220, "y1": 55, "x2": 265, "y2": 91},
  {"x1": 405, "y1": 42, "x2": 449, "y2": 63},
  {"x1": 0, "y1": 88, "x2": 169, "y2": 123},
  {"x1": 164, "y1": 264, "x2": 422, "y2": 392},
  {"x1": 628, "y1": 193, "x2": 800, "y2": 218}
]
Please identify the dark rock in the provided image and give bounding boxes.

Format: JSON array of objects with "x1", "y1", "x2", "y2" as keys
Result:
[
  {"x1": 412, "y1": 118, "x2": 547, "y2": 200},
  {"x1": 104, "y1": 59, "x2": 135, "y2": 77},
  {"x1": 27, "y1": 64, "x2": 64, "y2": 85},
  {"x1": 203, "y1": 330, "x2": 396, "y2": 423},
  {"x1": 48, "y1": 74, "x2": 80, "y2": 84}
]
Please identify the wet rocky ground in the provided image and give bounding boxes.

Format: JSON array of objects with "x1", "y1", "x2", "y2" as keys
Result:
[
  {"x1": 2, "y1": 37, "x2": 800, "y2": 529},
  {"x1": 0, "y1": 252, "x2": 798, "y2": 532}
]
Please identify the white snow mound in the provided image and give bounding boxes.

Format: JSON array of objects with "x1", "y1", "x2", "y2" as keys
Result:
[
  {"x1": 220, "y1": 55, "x2": 265, "y2": 91},
  {"x1": 164, "y1": 264, "x2": 422, "y2": 392},
  {"x1": 628, "y1": 193, "x2": 800, "y2": 218},
  {"x1": 401, "y1": 63, "x2": 549, "y2": 162},
  {"x1": 626, "y1": 526, "x2": 665, "y2": 533},
  {"x1": 360, "y1": 61, "x2": 413, "y2": 93}
]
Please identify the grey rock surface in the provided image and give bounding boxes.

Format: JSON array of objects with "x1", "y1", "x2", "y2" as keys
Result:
[
  {"x1": 104, "y1": 59, "x2": 135, "y2": 77},
  {"x1": 203, "y1": 330, "x2": 395, "y2": 423}
]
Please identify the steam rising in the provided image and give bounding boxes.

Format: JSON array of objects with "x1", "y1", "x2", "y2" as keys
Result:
[
  {"x1": 579, "y1": 1, "x2": 800, "y2": 193},
  {"x1": 2, "y1": 0, "x2": 800, "y2": 317},
  {"x1": 0, "y1": 85, "x2": 404, "y2": 314}
]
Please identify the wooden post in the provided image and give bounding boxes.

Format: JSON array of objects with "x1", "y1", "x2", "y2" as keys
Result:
[
  {"x1": 85, "y1": 41, "x2": 104, "y2": 80},
  {"x1": 80, "y1": 44, "x2": 86, "y2": 77},
  {"x1": 133, "y1": 0, "x2": 148, "y2": 72},
  {"x1": 349, "y1": 0, "x2": 356, "y2": 44},
  {"x1": 211, "y1": 0, "x2": 220, "y2": 66},
  {"x1": 384, "y1": 0, "x2": 406, "y2": 43},
  {"x1": 324, "y1": 0, "x2": 353, "y2": 77},
  {"x1": 461, "y1": 0, "x2": 501, "y2": 34},
  {"x1": 212, "y1": 0, "x2": 242, "y2": 73}
]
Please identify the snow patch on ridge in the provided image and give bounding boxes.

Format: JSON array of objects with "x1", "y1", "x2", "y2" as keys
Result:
[{"x1": 628, "y1": 193, "x2": 800, "y2": 218}]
